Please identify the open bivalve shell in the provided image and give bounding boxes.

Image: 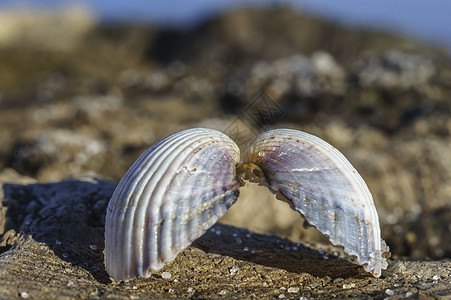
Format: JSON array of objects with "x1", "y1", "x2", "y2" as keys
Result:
[{"x1": 104, "y1": 127, "x2": 389, "y2": 281}]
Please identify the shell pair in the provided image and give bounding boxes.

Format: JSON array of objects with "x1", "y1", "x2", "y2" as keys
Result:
[{"x1": 104, "y1": 128, "x2": 389, "y2": 281}]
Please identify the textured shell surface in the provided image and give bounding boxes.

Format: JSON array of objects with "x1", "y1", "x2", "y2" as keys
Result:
[
  {"x1": 104, "y1": 128, "x2": 241, "y2": 280},
  {"x1": 104, "y1": 127, "x2": 389, "y2": 281},
  {"x1": 244, "y1": 128, "x2": 389, "y2": 277}
]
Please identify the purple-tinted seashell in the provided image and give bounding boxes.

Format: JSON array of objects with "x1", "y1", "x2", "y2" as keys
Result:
[
  {"x1": 105, "y1": 128, "x2": 240, "y2": 280},
  {"x1": 244, "y1": 129, "x2": 389, "y2": 277}
]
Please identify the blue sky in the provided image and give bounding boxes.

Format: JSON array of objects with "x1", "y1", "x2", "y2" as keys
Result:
[{"x1": 1, "y1": 0, "x2": 450, "y2": 51}]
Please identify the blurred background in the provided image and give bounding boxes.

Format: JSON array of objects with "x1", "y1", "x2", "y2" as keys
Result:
[{"x1": 0, "y1": 1, "x2": 450, "y2": 261}]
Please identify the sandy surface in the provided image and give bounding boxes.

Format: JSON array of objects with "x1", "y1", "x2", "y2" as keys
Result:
[{"x1": 1, "y1": 171, "x2": 450, "y2": 299}]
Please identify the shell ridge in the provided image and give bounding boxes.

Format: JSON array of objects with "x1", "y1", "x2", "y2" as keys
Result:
[
  {"x1": 129, "y1": 132, "x2": 195, "y2": 278},
  {"x1": 131, "y1": 130, "x2": 202, "y2": 278},
  {"x1": 105, "y1": 132, "x2": 184, "y2": 279},
  {"x1": 147, "y1": 129, "x2": 239, "y2": 272},
  {"x1": 153, "y1": 134, "x2": 230, "y2": 268},
  {"x1": 105, "y1": 128, "x2": 241, "y2": 280},
  {"x1": 139, "y1": 130, "x2": 214, "y2": 275},
  {"x1": 108, "y1": 129, "x2": 203, "y2": 279},
  {"x1": 105, "y1": 137, "x2": 169, "y2": 278}
]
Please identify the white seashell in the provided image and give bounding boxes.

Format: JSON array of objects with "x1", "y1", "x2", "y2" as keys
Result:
[
  {"x1": 104, "y1": 127, "x2": 389, "y2": 281},
  {"x1": 243, "y1": 129, "x2": 389, "y2": 277},
  {"x1": 104, "y1": 128, "x2": 241, "y2": 280}
]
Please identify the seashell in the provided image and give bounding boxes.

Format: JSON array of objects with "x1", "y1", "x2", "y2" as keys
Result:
[
  {"x1": 243, "y1": 129, "x2": 389, "y2": 277},
  {"x1": 104, "y1": 127, "x2": 389, "y2": 281},
  {"x1": 104, "y1": 128, "x2": 241, "y2": 280}
]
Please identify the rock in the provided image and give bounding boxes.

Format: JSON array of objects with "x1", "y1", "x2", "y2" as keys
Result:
[
  {"x1": 0, "y1": 170, "x2": 450, "y2": 298},
  {"x1": 0, "y1": 6, "x2": 95, "y2": 51},
  {"x1": 352, "y1": 50, "x2": 436, "y2": 89},
  {"x1": 12, "y1": 129, "x2": 107, "y2": 181}
]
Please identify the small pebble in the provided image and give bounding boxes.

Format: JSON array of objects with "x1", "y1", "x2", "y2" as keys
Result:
[
  {"x1": 168, "y1": 288, "x2": 174, "y2": 293},
  {"x1": 55, "y1": 240, "x2": 62, "y2": 245},
  {"x1": 405, "y1": 291, "x2": 413, "y2": 297},
  {"x1": 243, "y1": 247, "x2": 249, "y2": 252},
  {"x1": 173, "y1": 279, "x2": 178, "y2": 283},
  {"x1": 229, "y1": 266, "x2": 239, "y2": 276},
  {"x1": 278, "y1": 293, "x2": 285, "y2": 298},
  {"x1": 432, "y1": 275, "x2": 440, "y2": 280},
  {"x1": 161, "y1": 272, "x2": 172, "y2": 279},
  {"x1": 342, "y1": 283, "x2": 355, "y2": 289},
  {"x1": 187, "y1": 287, "x2": 195, "y2": 293},
  {"x1": 219, "y1": 290, "x2": 227, "y2": 295},
  {"x1": 279, "y1": 287, "x2": 286, "y2": 290},
  {"x1": 232, "y1": 233, "x2": 238, "y2": 237},
  {"x1": 309, "y1": 282, "x2": 318, "y2": 289},
  {"x1": 62, "y1": 253, "x2": 69, "y2": 258},
  {"x1": 385, "y1": 289, "x2": 394, "y2": 296},
  {"x1": 20, "y1": 292, "x2": 29, "y2": 299},
  {"x1": 287, "y1": 287, "x2": 300, "y2": 293},
  {"x1": 67, "y1": 281, "x2": 74, "y2": 287},
  {"x1": 394, "y1": 283, "x2": 400, "y2": 287},
  {"x1": 246, "y1": 233, "x2": 252, "y2": 238},
  {"x1": 89, "y1": 244, "x2": 97, "y2": 250}
]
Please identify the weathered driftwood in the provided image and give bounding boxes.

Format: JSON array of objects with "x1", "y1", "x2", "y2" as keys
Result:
[{"x1": 0, "y1": 170, "x2": 450, "y2": 299}]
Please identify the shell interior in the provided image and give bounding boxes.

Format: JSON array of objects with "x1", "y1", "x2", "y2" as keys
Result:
[{"x1": 244, "y1": 129, "x2": 389, "y2": 277}]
